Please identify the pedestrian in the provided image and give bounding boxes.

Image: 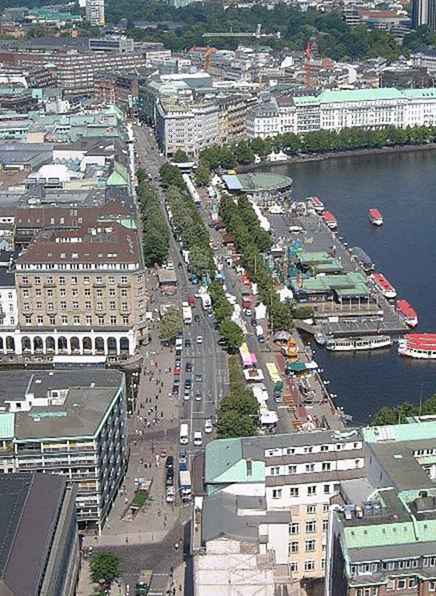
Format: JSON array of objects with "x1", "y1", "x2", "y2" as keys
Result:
[
  {"x1": 161, "y1": 411, "x2": 164, "y2": 418},
  {"x1": 174, "y1": 542, "x2": 179, "y2": 551},
  {"x1": 125, "y1": 536, "x2": 129, "y2": 544}
]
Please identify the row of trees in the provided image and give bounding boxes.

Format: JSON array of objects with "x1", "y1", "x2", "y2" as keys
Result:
[
  {"x1": 160, "y1": 163, "x2": 245, "y2": 350},
  {"x1": 219, "y1": 195, "x2": 294, "y2": 332},
  {"x1": 159, "y1": 307, "x2": 183, "y2": 343},
  {"x1": 216, "y1": 355, "x2": 260, "y2": 438},
  {"x1": 371, "y1": 394, "x2": 436, "y2": 426},
  {"x1": 137, "y1": 170, "x2": 169, "y2": 267},
  {"x1": 105, "y1": 1, "x2": 410, "y2": 62},
  {"x1": 199, "y1": 125, "x2": 436, "y2": 173}
]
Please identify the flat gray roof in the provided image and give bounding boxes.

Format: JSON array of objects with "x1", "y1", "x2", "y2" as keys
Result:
[{"x1": 368, "y1": 442, "x2": 434, "y2": 490}]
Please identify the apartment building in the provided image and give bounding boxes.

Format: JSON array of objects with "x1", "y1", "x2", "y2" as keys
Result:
[
  {"x1": 202, "y1": 429, "x2": 365, "y2": 585},
  {"x1": 326, "y1": 419, "x2": 436, "y2": 596},
  {"x1": 0, "y1": 473, "x2": 80, "y2": 596},
  {"x1": 217, "y1": 95, "x2": 255, "y2": 144},
  {"x1": 0, "y1": 270, "x2": 17, "y2": 330},
  {"x1": 0, "y1": 369, "x2": 128, "y2": 532},
  {"x1": 156, "y1": 98, "x2": 219, "y2": 158},
  {"x1": 247, "y1": 87, "x2": 436, "y2": 138}
]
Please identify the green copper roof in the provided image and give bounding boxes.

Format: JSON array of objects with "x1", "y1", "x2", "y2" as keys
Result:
[
  {"x1": 293, "y1": 87, "x2": 436, "y2": 106},
  {"x1": 205, "y1": 438, "x2": 265, "y2": 484},
  {"x1": 0, "y1": 413, "x2": 14, "y2": 439},
  {"x1": 107, "y1": 162, "x2": 129, "y2": 186},
  {"x1": 344, "y1": 521, "x2": 415, "y2": 549},
  {"x1": 363, "y1": 420, "x2": 436, "y2": 443}
]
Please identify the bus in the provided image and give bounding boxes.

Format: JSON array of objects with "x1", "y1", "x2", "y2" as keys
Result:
[{"x1": 179, "y1": 423, "x2": 189, "y2": 445}]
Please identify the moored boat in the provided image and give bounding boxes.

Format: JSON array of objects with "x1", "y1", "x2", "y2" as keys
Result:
[
  {"x1": 325, "y1": 335, "x2": 392, "y2": 352},
  {"x1": 351, "y1": 246, "x2": 374, "y2": 273},
  {"x1": 371, "y1": 272, "x2": 397, "y2": 299},
  {"x1": 396, "y1": 299, "x2": 418, "y2": 328},
  {"x1": 398, "y1": 333, "x2": 436, "y2": 358},
  {"x1": 369, "y1": 208, "x2": 383, "y2": 226},
  {"x1": 308, "y1": 196, "x2": 324, "y2": 213},
  {"x1": 322, "y1": 211, "x2": 337, "y2": 230}
]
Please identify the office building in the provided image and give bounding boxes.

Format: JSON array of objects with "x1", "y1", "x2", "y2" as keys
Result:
[
  {"x1": 247, "y1": 87, "x2": 436, "y2": 138},
  {"x1": 201, "y1": 430, "x2": 365, "y2": 585},
  {"x1": 0, "y1": 473, "x2": 79, "y2": 596},
  {"x1": 326, "y1": 419, "x2": 436, "y2": 596},
  {"x1": 86, "y1": 0, "x2": 105, "y2": 27},
  {"x1": 412, "y1": 0, "x2": 430, "y2": 28},
  {"x1": 0, "y1": 369, "x2": 128, "y2": 532}
]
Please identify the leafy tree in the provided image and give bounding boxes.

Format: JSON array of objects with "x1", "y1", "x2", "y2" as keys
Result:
[
  {"x1": 90, "y1": 552, "x2": 120, "y2": 586},
  {"x1": 195, "y1": 162, "x2": 210, "y2": 187},
  {"x1": 159, "y1": 163, "x2": 184, "y2": 189},
  {"x1": 159, "y1": 307, "x2": 183, "y2": 342},
  {"x1": 219, "y1": 319, "x2": 244, "y2": 352},
  {"x1": 136, "y1": 168, "x2": 146, "y2": 185},
  {"x1": 371, "y1": 394, "x2": 436, "y2": 426},
  {"x1": 172, "y1": 149, "x2": 189, "y2": 163},
  {"x1": 216, "y1": 409, "x2": 258, "y2": 438},
  {"x1": 137, "y1": 180, "x2": 169, "y2": 266}
]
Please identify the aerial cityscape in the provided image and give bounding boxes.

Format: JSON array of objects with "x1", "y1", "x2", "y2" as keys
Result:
[{"x1": 1, "y1": 0, "x2": 436, "y2": 593}]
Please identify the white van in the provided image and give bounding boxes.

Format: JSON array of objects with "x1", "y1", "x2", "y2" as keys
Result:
[
  {"x1": 180, "y1": 423, "x2": 189, "y2": 445},
  {"x1": 193, "y1": 431, "x2": 203, "y2": 446}
]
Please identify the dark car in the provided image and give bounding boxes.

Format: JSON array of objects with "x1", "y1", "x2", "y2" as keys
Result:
[
  {"x1": 184, "y1": 378, "x2": 192, "y2": 388},
  {"x1": 165, "y1": 468, "x2": 174, "y2": 486},
  {"x1": 172, "y1": 384, "x2": 179, "y2": 395},
  {"x1": 194, "y1": 314, "x2": 200, "y2": 322},
  {"x1": 185, "y1": 338, "x2": 192, "y2": 348},
  {"x1": 173, "y1": 378, "x2": 180, "y2": 386},
  {"x1": 165, "y1": 456, "x2": 174, "y2": 471},
  {"x1": 195, "y1": 373, "x2": 203, "y2": 383},
  {"x1": 185, "y1": 362, "x2": 193, "y2": 373}
]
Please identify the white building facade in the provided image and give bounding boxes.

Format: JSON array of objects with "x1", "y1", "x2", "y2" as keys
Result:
[{"x1": 247, "y1": 87, "x2": 436, "y2": 138}]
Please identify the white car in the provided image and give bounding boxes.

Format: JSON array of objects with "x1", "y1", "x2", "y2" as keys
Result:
[
  {"x1": 196, "y1": 336, "x2": 203, "y2": 344},
  {"x1": 204, "y1": 419, "x2": 213, "y2": 434},
  {"x1": 166, "y1": 486, "x2": 175, "y2": 503},
  {"x1": 193, "y1": 431, "x2": 203, "y2": 446}
]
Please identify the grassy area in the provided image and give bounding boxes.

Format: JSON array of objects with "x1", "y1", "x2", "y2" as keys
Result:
[{"x1": 131, "y1": 490, "x2": 147, "y2": 508}]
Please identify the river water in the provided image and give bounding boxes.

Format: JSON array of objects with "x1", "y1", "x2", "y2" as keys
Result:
[{"x1": 267, "y1": 150, "x2": 436, "y2": 423}]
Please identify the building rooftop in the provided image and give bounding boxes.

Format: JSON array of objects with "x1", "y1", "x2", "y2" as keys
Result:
[
  {"x1": 222, "y1": 172, "x2": 292, "y2": 193},
  {"x1": 0, "y1": 473, "x2": 68, "y2": 596},
  {"x1": 0, "y1": 369, "x2": 124, "y2": 440}
]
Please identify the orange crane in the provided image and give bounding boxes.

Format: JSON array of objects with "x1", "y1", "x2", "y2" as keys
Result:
[{"x1": 304, "y1": 40, "x2": 316, "y2": 88}]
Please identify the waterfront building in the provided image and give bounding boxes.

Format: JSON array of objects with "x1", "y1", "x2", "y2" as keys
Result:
[
  {"x1": 0, "y1": 473, "x2": 80, "y2": 596},
  {"x1": 326, "y1": 419, "x2": 436, "y2": 596},
  {"x1": 221, "y1": 172, "x2": 293, "y2": 205},
  {"x1": 199, "y1": 429, "x2": 365, "y2": 586},
  {"x1": 86, "y1": 0, "x2": 105, "y2": 27},
  {"x1": 247, "y1": 87, "x2": 436, "y2": 138},
  {"x1": 0, "y1": 369, "x2": 128, "y2": 532}
]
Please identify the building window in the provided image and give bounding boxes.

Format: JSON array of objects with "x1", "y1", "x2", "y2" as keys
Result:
[
  {"x1": 97, "y1": 289, "x2": 103, "y2": 297},
  {"x1": 322, "y1": 462, "x2": 331, "y2": 471},
  {"x1": 35, "y1": 277, "x2": 41, "y2": 284},
  {"x1": 110, "y1": 316, "x2": 117, "y2": 325},
  {"x1": 61, "y1": 315, "x2": 68, "y2": 324},
  {"x1": 72, "y1": 276, "x2": 78, "y2": 284},
  {"x1": 85, "y1": 301, "x2": 91, "y2": 309},
  {"x1": 289, "y1": 541, "x2": 299, "y2": 554},
  {"x1": 109, "y1": 276, "x2": 115, "y2": 284},
  {"x1": 72, "y1": 301, "x2": 79, "y2": 310},
  {"x1": 36, "y1": 315, "x2": 43, "y2": 324},
  {"x1": 96, "y1": 277, "x2": 103, "y2": 284},
  {"x1": 322, "y1": 519, "x2": 329, "y2": 531},
  {"x1": 60, "y1": 289, "x2": 66, "y2": 297},
  {"x1": 86, "y1": 315, "x2": 92, "y2": 325},
  {"x1": 110, "y1": 301, "x2": 116, "y2": 310},
  {"x1": 47, "y1": 289, "x2": 53, "y2": 297},
  {"x1": 288, "y1": 465, "x2": 297, "y2": 474},
  {"x1": 49, "y1": 316, "x2": 55, "y2": 325},
  {"x1": 97, "y1": 302, "x2": 103, "y2": 311},
  {"x1": 24, "y1": 315, "x2": 31, "y2": 325},
  {"x1": 306, "y1": 520, "x2": 316, "y2": 533},
  {"x1": 305, "y1": 464, "x2": 315, "y2": 472},
  {"x1": 47, "y1": 303, "x2": 54, "y2": 311},
  {"x1": 408, "y1": 578, "x2": 417, "y2": 589},
  {"x1": 36, "y1": 302, "x2": 42, "y2": 309},
  {"x1": 272, "y1": 489, "x2": 282, "y2": 499},
  {"x1": 303, "y1": 447, "x2": 313, "y2": 454},
  {"x1": 289, "y1": 523, "x2": 299, "y2": 535},
  {"x1": 72, "y1": 289, "x2": 78, "y2": 297},
  {"x1": 35, "y1": 289, "x2": 41, "y2": 297},
  {"x1": 59, "y1": 277, "x2": 65, "y2": 285},
  {"x1": 23, "y1": 289, "x2": 29, "y2": 297},
  {"x1": 23, "y1": 303, "x2": 30, "y2": 312},
  {"x1": 84, "y1": 276, "x2": 90, "y2": 284},
  {"x1": 270, "y1": 467, "x2": 280, "y2": 475},
  {"x1": 320, "y1": 445, "x2": 329, "y2": 452},
  {"x1": 85, "y1": 289, "x2": 91, "y2": 297},
  {"x1": 121, "y1": 276, "x2": 128, "y2": 284},
  {"x1": 73, "y1": 316, "x2": 80, "y2": 325},
  {"x1": 121, "y1": 288, "x2": 128, "y2": 296},
  {"x1": 321, "y1": 558, "x2": 326, "y2": 570},
  {"x1": 290, "y1": 562, "x2": 298, "y2": 572},
  {"x1": 307, "y1": 486, "x2": 317, "y2": 496},
  {"x1": 290, "y1": 487, "x2": 299, "y2": 497},
  {"x1": 98, "y1": 316, "x2": 105, "y2": 325},
  {"x1": 304, "y1": 560, "x2": 315, "y2": 572},
  {"x1": 121, "y1": 302, "x2": 128, "y2": 312},
  {"x1": 60, "y1": 301, "x2": 66, "y2": 310},
  {"x1": 324, "y1": 484, "x2": 331, "y2": 494},
  {"x1": 323, "y1": 504, "x2": 329, "y2": 513},
  {"x1": 305, "y1": 539, "x2": 316, "y2": 552},
  {"x1": 286, "y1": 448, "x2": 295, "y2": 455},
  {"x1": 109, "y1": 288, "x2": 116, "y2": 296},
  {"x1": 307, "y1": 505, "x2": 316, "y2": 514}
]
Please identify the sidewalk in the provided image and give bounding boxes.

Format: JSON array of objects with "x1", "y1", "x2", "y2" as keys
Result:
[{"x1": 84, "y1": 271, "x2": 184, "y2": 549}]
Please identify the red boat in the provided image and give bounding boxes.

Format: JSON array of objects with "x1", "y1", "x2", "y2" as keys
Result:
[
  {"x1": 369, "y1": 208, "x2": 383, "y2": 226},
  {"x1": 399, "y1": 334, "x2": 436, "y2": 359},
  {"x1": 371, "y1": 272, "x2": 397, "y2": 299},
  {"x1": 396, "y1": 299, "x2": 418, "y2": 328},
  {"x1": 322, "y1": 211, "x2": 337, "y2": 230}
]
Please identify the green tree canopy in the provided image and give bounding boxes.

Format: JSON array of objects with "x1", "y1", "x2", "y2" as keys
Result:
[
  {"x1": 90, "y1": 552, "x2": 120, "y2": 586},
  {"x1": 219, "y1": 319, "x2": 244, "y2": 352},
  {"x1": 172, "y1": 149, "x2": 189, "y2": 163},
  {"x1": 159, "y1": 307, "x2": 183, "y2": 342}
]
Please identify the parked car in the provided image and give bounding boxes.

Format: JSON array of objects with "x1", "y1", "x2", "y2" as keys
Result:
[
  {"x1": 185, "y1": 338, "x2": 192, "y2": 348},
  {"x1": 185, "y1": 362, "x2": 193, "y2": 373},
  {"x1": 179, "y1": 448, "x2": 187, "y2": 465},
  {"x1": 195, "y1": 373, "x2": 203, "y2": 382},
  {"x1": 205, "y1": 419, "x2": 213, "y2": 434},
  {"x1": 195, "y1": 391, "x2": 202, "y2": 401},
  {"x1": 166, "y1": 486, "x2": 175, "y2": 503},
  {"x1": 196, "y1": 336, "x2": 203, "y2": 344},
  {"x1": 165, "y1": 468, "x2": 174, "y2": 486},
  {"x1": 193, "y1": 431, "x2": 203, "y2": 447},
  {"x1": 165, "y1": 456, "x2": 174, "y2": 471}
]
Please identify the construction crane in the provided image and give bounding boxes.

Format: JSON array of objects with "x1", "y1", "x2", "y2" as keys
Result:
[
  {"x1": 304, "y1": 39, "x2": 318, "y2": 89},
  {"x1": 202, "y1": 24, "x2": 280, "y2": 81}
]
